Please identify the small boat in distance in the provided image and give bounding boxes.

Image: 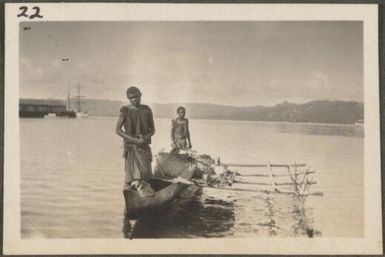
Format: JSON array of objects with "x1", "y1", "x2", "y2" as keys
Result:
[
  {"x1": 44, "y1": 113, "x2": 57, "y2": 119},
  {"x1": 354, "y1": 119, "x2": 364, "y2": 127},
  {"x1": 75, "y1": 110, "x2": 89, "y2": 118}
]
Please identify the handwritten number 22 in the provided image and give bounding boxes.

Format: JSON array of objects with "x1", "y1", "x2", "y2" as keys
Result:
[
  {"x1": 30, "y1": 7, "x2": 43, "y2": 19},
  {"x1": 17, "y1": 6, "x2": 28, "y2": 17},
  {"x1": 17, "y1": 6, "x2": 43, "y2": 19}
]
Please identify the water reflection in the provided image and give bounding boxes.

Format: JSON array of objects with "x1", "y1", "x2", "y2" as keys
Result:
[
  {"x1": 243, "y1": 192, "x2": 321, "y2": 237},
  {"x1": 122, "y1": 189, "x2": 235, "y2": 238},
  {"x1": 290, "y1": 196, "x2": 319, "y2": 237},
  {"x1": 257, "y1": 193, "x2": 280, "y2": 236},
  {"x1": 122, "y1": 185, "x2": 322, "y2": 238}
]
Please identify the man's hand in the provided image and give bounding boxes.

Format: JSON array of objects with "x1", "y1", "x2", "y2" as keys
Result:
[
  {"x1": 137, "y1": 135, "x2": 146, "y2": 145},
  {"x1": 142, "y1": 134, "x2": 152, "y2": 144}
]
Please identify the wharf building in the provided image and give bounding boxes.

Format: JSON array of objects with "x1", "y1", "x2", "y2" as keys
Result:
[{"x1": 19, "y1": 99, "x2": 76, "y2": 118}]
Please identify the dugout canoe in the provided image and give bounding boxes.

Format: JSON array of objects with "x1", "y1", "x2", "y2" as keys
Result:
[{"x1": 123, "y1": 178, "x2": 190, "y2": 219}]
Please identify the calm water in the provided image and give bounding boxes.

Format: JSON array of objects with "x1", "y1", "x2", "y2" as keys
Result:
[{"x1": 20, "y1": 117, "x2": 364, "y2": 238}]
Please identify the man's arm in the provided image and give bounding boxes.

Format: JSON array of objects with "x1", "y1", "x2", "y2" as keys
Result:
[
  {"x1": 143, "y1": 108, "x2": 155, "y2": 142},
  {"x1": 115, "y1": 109, "x2": 139, "y2": 144},
  {"x1": 170, "y1": 119, "x2": 176, "y2": 147},
  {"x1": 186, "y1": 119, "x2": 192, "y2": 148}
]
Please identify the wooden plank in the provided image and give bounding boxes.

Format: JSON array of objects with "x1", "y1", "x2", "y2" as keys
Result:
[
  {"x1": 154, "y1": 176, "x2": 323, "y2": 196},
  {"x1": 226, "y1": 163, "x2": 306, "y2": 168},
  {"x1": 277, "y1": 181, "x2": 316, "y2": 186},
  {"x1": 203, "y1": 185, "x2": 323, "y2": 196},
  {"x1": 203, "y1": 186, "x2": 275, "y2": 194},
  {"x1": 225, "y1": 163, "x2": 268, "y2": 168},
  {"x1": 273, "y1": 170, "x2": 315, "y2": 176},
  {"x1": 152, "y1": 176, "x2": 194, "y2": 185},
  {"x1": 234, "y1": 180, "x2": 316, "y2": 186},
  {"x1": 239, "y1": 173, "x2": 270, "y2": 177},
  {"x1": 234, "y1": 181, "x2": 276, "y2": 186},
  {"x1": 271, "y1": 164, "x2": 306, "y2": 167},
  {"x1": 240, "y1": 170, "x2": 315, "y2": 177}
]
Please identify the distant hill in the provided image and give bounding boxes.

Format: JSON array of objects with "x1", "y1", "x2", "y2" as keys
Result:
[
  {"x1": 21, "y1": 98, "x2": 364, "y2": 124},
  {"x1": 151, "y1": 100, "x2": 364, "y2": 124}
]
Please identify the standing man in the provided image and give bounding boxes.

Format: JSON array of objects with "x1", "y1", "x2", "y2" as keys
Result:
[{"x1": 116, "y1": 86, "x2": 155, "y2": 190}]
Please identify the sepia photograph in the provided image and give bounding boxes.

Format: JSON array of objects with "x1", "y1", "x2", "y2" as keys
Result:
[{"x1": 4, "y1": 3, "x2": 382, "y2": 255}]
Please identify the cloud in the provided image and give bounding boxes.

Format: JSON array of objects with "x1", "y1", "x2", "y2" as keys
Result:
[
  {"x1": 19, "y1": 21, "x2": 363, "y2": 105},
  {"x1": 20, "y1": 57, "x2": 58, "y2": 83},
  {"x1": 305, "y1": 70, "x2": 334, "y2": 96}
]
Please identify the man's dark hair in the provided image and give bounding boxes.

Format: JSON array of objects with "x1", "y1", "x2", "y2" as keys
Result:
[
  {"x1": 126, "y1": 86, "x2": 141, "y2": 96},
  {"x1": 177, "y1": 106, "x2": 186, "y2": 114}
]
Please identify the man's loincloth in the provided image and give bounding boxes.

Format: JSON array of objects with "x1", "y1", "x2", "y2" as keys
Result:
[
  {"x1": 174, "y1": 138, "x2": 188, "y2": 150},
  {"x1": 123, "y1": 144, "x2": 153, "y2": 186}
]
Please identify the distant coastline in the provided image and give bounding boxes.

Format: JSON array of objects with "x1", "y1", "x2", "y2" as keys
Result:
[{"x1": 19, "y1": 98, "x2": 364, "y2": 125}]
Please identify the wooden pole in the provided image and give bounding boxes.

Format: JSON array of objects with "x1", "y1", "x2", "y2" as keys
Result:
[
  {"x1": 202, "y1": 184, "x2": 323, "y2": 196},
  {"x1": 225, "y1": 163, "x2": 306, "y2": 168},
  {"x1": 225, "y1": 163, "x2": 267, "y2": 168},
  {"x1": 240, "y1": 170, "x2": 315, "y2": 177},
  {"x1": 154, "y1": 175, "x2": 323, "y2": 196},
  {"x1": 267, "y1": 162, "x2": 277, "y2": 190},
  {"x1": 234, "y1": 180, "x2": 316, "y2": 186}
]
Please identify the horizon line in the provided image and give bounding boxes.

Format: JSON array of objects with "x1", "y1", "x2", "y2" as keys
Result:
[{"x1": 19, "y1": 97, "x2": 364, "y2": 108}]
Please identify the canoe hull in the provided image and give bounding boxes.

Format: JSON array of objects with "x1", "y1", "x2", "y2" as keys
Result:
[{"x1": 123, "y1": 179, "x2": 190, "y2": 219}]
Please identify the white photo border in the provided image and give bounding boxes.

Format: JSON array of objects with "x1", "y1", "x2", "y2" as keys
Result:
[{"x1": 4, "y1": 3, "x2": 382, "y2": 255}]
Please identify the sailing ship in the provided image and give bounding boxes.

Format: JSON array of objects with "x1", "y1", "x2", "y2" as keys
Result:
[{"x1": 68, "y1": 83, "x2": 89, "y2": 118}]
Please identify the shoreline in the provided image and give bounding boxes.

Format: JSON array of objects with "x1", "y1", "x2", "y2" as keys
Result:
[{"x1": 20, "y1": 115, "x2": 364, "y2": 128}]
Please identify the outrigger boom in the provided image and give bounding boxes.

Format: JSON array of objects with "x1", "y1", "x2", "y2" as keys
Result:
[
  {"x1": 241, "y1": 170, "x2": 315, "y2": 177},
  {"x1": 225, "y1": 163, "x2": 307, "y2": 168}
]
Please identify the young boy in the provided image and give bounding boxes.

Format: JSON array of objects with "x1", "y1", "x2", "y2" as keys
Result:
[{"x1": 171, "y1": 106, "x2": 192, "y2": 150}]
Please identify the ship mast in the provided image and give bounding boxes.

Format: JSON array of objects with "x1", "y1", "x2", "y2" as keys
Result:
[
  {"x1": 62, "y1": 57, "x2": 71, "y2": 111},
  {"x1": 67, "y1": 82, "x2": 71, "y2": 111},
  {"x1": 77, "y1": 84, "x2": 81, "y2": 112}
]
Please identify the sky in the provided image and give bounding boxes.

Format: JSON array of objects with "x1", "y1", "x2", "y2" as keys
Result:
[{"x1": 19, "y1": 21, "x2": 363, "y2": 106}]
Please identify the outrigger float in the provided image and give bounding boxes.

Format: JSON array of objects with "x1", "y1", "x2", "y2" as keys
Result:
[{"x1": 123, "y1": 150, "x2": 323, "y2": 221}]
